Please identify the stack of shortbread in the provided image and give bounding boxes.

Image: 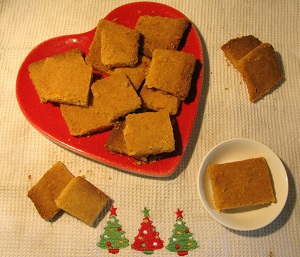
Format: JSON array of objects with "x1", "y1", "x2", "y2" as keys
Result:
[
  {"x1": 28, "y1": 161, "x2": 109, "y2": 226},
  {"x1": 221, "y1": 35, "x2": 283, "y2": 102}
]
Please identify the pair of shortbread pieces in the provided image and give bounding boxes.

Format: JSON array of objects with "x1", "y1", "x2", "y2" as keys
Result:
[
  {"x1": 221, "y1": 35, "x2": 283, "y2": 102},
  {"x1": 28, "y1": 162, "x2": 109, "y2": 226},
  {"x1": 207, "y1": 157, "x2": 276, "y2": 211},
  {"x1": 86, "y1": 19, "x2": 140, "y2": 72}
]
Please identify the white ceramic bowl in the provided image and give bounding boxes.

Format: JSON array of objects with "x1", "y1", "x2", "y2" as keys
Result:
[{"x1": 198, "y1": 138, "x2": 289, "y2": 231}]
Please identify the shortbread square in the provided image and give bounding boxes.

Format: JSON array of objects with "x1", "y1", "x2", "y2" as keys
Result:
[
  {"x1": 221, "y1": 35, "x2": 262, "y2": 70},
  {"x1": 55, "y1": 176, "x2": 109, "y2": 226},
  {"x1": 113, "y1": 55, "x2": 151, "y2": 91},
  {"x1": 91, "y1": 74, "x2": 141, "y2": 121},
  {"x1": 105, "y1": 121, "x2": 128, "y2": 155},
  {"x1": 145, "y1": 49, "x2": 196, "y2": 100},
  {"x1": 139, "y1": 85, "x2": 181, "y2": 115},
  {"x1": 135, "y1": 16, "x2": 189, "y2": 57},
  {"x1": 123, "y1": 111, "x2": 175, "y2": 157},
  {"x1": 104, "y1": 121, "x2": 148, "y2": 162},
  {"x1": 29, "y1": 49, "x2": 93, "y2": 107},
  {"x1": 238, "y1": 43, "x2": 283, "y2": 102},
  {"x1": 101, "y1": 23, "x2": 140, "y2": 68},
  {"x1": 28, "y1": 58, "x2": 46, "y2": 101},
  {"x1": 86, "y1": 19, "x2": 118, "y2": 74},
  {"x1": 27, "y1": 162, "x2": 74, "y2": 221},
  {"x1": 60, "y1": 95, "x2": 113, "y2": 137},
  {"x1": 207, "y1": 157, "x2": 276, "y2": 211}
]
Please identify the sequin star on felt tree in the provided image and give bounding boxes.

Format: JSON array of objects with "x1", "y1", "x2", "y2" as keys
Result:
[
  {"x1": 166, "y1": 209, "x2": 198, "y2": 256},
  {"x1": 131, "y1": 207, "x2": 164, "y2": 255}
]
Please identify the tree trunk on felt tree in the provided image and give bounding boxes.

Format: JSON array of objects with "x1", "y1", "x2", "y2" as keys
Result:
[
  {"x1": 97, "y1": 205, "x2": 129, "y2": 254},
  {"x1": 131, "y1": 207, "x2": 164, "y2": 255},
  {"x1": 166, "y1": 209, "x2": 198, "y2": 256}
]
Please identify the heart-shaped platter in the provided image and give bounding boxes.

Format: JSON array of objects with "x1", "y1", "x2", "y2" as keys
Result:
[{"x1": 16, "y1": 2, "x2": 204, "y2": 177}]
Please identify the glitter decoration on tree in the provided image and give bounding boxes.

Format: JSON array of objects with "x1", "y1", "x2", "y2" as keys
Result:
[
  {"x1": 97, "y1": 205, "x2": 129, "y2": 254},
  {"x1": 166, "y1": 209, "x2": 198, "y2": 256},
  {"x1": 131, "y1": 207, "x2": 164, "y2": 255}
]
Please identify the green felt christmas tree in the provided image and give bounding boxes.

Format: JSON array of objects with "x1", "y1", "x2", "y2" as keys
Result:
[
  {"x1": 166, "y1": 209, "x2": 198, "y2": 256},
  {"x1": 97, "y1": 205, "x2": 129, "y2": 254}
]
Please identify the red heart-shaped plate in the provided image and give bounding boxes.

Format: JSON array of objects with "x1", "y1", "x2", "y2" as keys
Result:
[{"x1": 16, "y1": 2, "x2": 204, "y2": 177}]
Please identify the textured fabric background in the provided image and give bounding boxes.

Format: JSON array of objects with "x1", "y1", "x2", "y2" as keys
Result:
[{"x1": 1, "y1": 0, "x2": 299, "y2": 256}]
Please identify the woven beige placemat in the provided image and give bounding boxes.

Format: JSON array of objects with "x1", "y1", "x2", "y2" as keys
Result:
[{"x1": 0, "y1": 0, "x2": 299, "y2": 256}]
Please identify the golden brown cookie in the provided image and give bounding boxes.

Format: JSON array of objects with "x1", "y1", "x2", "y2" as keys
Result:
[
  {"x1": 60, "y1": 95, "x2": 113, "y2": 137},
  {"x1": 123, "y1": 111, "x2": 175, "y2": 157},
  {"x1": 221, "y1": 35, "x2": 262, "y2": 70},
  {"x1": 28, "y1": 49, "x2": 92, "y2": 107},
  {"x1": 55, "y1": 176, "x2": 109, "y2": 226},
  {"x1": 28, "y1": 162, "x2": 74, "y2": 220},
  {"x1": 91, "y1": 74, "x2": 142, "y2": 121},
  {"x1": 207, "y1": 157, "x2": 276, "y2": 211},
  {"x1": 237, "y1": 43, "x2": 283, "y2": 102},
  {"x1": 139, "y1": 85, "x2": 181, "y2": 115},
  {"x1": 113, "y1": 55, "x2": 151, "y2": 91},
  {"x1": 100, "y1": 24, "x2": 140, "y2": 68},
  {"x1": 135, "y1": 16, "x2": 189, "y2": 57},
  {"x1": 85, "y1": 19, "x2": 117, "y2": 73},
  {"x1": 104, "y1": 121, "x2": 128, "y2": 155},
  {"x1": 144, "y1": 49, "x2": 196, "y2": 100}
]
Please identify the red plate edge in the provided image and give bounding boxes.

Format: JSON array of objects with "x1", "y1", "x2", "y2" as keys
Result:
[{"x1": 16, "y1": 2, "x2": 204, "y2": 177}]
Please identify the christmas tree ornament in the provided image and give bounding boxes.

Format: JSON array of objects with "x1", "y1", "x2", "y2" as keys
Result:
[
  {"x1": 131, "y1": 207, "x2": 164, "y2": 255},
  {"x1": 97, "y1": 205, "x2": 129, "y2": 254},
  {"x1": 166, "y1": 209, "x2": 198, "y2": 256}
]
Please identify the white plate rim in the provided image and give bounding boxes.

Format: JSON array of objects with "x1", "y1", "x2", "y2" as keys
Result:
[{"x1": 198, "y1": 138, "x2": 289, "y2": 231}]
